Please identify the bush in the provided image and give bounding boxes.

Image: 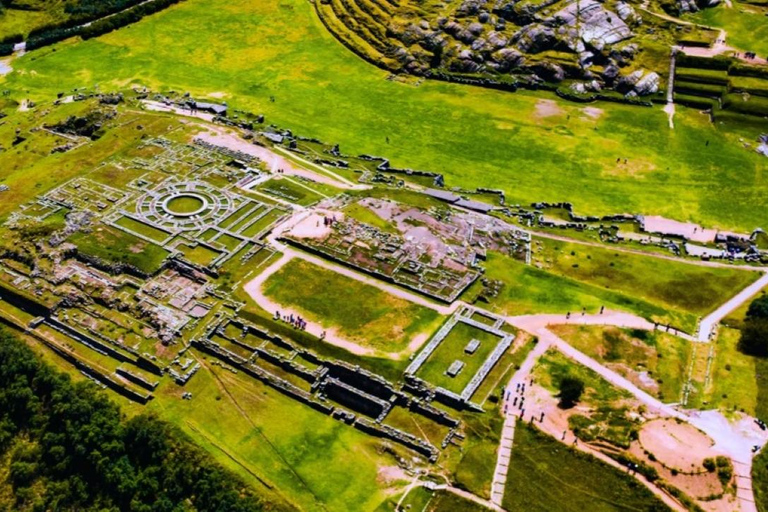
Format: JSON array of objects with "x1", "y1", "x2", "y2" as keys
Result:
[
  {"x1": 723, "y1": 93, "x2": 768, "y2": 117},
  {"x1": 677, "y1": 53, "x2": 732, "y2": 70},
  {"x1": 558, "y1": 376, "x2": 585, "y2": 408},
  {"x1": 739, "y1": 296, "x2": 768, "y2": 357}
]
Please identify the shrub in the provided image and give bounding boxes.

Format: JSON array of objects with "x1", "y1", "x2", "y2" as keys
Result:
[
  {"x1": 739, "y1": 295, "x2": 768, "y2": 356},
  {"x1": 558, "y1": 376, "x2": 585, "y2": 408}
]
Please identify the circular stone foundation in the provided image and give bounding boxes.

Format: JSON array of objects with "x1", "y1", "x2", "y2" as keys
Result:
[
  {"x1": 163, "y1": 193, "x2": 208, "y2": 217},
  {"x1": 136, "y1": 181, "x2": 235, "y2": 231}
]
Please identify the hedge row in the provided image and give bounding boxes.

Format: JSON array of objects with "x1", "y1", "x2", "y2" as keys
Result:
[
  {"x1": 81, "y1": 0, "x2": 184, "y2": 40},
  {"x1": 26, "y1": 0, "x2": 184, "y2": 50},
  {"x1": 676, "y1": 53, "x2": 732, "y2": 70},
  {"x1": 0, "y1": 33, "x2": 23, "y2": 45},
  {"x1": 729, "y1": 62, "x2": 768, "y2": 79},
  {"x1": 723, "y1": 93, "x2": 768, "y2": 117},
  {"x1": 674, "y1": 93, "x2": 717, "y2": 110},
  {"x1": 0, "y1": 43, "x2": 13, "y2": 57},
  {"x1": 674, "y1": 79, "x2": 727, "y2": 98},
  {"x1": 675, "y1": 68, "x2": 731, "y2": 86}
]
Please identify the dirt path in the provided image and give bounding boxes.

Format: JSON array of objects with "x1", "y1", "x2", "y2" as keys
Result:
[
  {"x1": 503, "y1": 319, "x2": 768, "y2": 512},
  {"x1": 271, "y1": 145, "x2": 365, "y2": 190},
  {"x1": 697, "y1": 271, "x2": 768, "y2": 341},
  {"x1": 491, "y1": 338, "x2": 551, "y2": 506},
  {"x1": 398, "y1": 480, "x2": 504, "y2": 511},
  {"x1": 193, "y1": 129, "x2": 361, "y2": 190}
]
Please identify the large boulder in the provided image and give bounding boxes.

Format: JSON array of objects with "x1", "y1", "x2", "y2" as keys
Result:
[
  {"x1": 634, "y1": 71, "x2": 660, "y2": 95},
  {"x1": 616, "y1": 2, "x2": 641, "y2": 24},
  {"x1": 487, "y1": 31, "x2": 509, "y2": 49},
  {"x1": 531, "y1": 61, "x2": 566, "y2": 82},
  {"x1": 491, "y1": 48, "x2": 525, "y2": 70},
  {"x1": 514, "y1": 25, "x2": 558, "y2": 53},
  {"x1": 550, "y1": 0, "x2": 632, "y2": 51}
]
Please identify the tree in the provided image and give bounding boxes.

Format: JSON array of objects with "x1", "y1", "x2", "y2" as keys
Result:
[
  {"x1": 747, "y1": 295, "x2": 768, "y2": 321},
  {"x1": 558, "y1": 376, "x2": 585, "y2": 408},
  {"x1": 738, "y1": 295, "x2": 768, "y2": 357}
]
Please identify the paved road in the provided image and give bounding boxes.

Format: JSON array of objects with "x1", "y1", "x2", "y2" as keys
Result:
[{"x1": 697, "y1": 272, "x2": 768, "y2": 341}]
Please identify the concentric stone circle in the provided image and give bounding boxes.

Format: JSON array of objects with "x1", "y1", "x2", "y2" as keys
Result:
[{"x1": 137, "y1": 181, "x2": 234, "y2": 231}]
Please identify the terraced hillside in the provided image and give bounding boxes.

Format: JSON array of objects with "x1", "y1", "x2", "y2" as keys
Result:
[
  {"x1": 673, "y1": 53, "x2": 768, "y2": 122},
  {"x1": 313, "y1": 0, "x2": 719, "y2": 97}
]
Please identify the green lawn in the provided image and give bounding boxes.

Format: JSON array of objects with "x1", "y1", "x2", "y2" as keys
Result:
[
  {"x1": 262, "y1": 259, "x2": 442, "y2": 354},
  {"x1": 503, "y1": 424, "x2": 670, "y2": 512},
  {"x1": 2, "y1": 0, "x2": 768, "y2": 231},
  {"x1": 475, "y1": 251, "x2": 710, "y2": 332},
  {"x1": 699, "y1": 326, "x2": 762, "y2": 415},
  {"x1": 343, "y1": 201, "x2": 399, "y2": 233},
  {"x1": 550, "y1": 325, "x2": 693, "y2": 403},
  {"x1": 533, "y1": 349, "x2": 633, "y2": 406},
  {"x1": 69, "y1": 224, "x2": 170, "y2": 274},
  {"x1": 416, "y1": 322, "x2": 502, "y2": 394},
  {"x1": 530, "y1": 238, "x2": 759, "y2": 331},
  {"x1": 115, "y1": 215, "x2": 172, "y2": 242},
  {"x1": 688, "y1": 2, "x2": 768, "y2": 57}
]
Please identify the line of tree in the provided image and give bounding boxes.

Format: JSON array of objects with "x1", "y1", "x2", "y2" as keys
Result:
[
  {"x1": 26, "y1": 0, "x2": 184, "y2": 50},
  {"x1": 0, "y1": 328, "x2": 289, "y2": 511}
]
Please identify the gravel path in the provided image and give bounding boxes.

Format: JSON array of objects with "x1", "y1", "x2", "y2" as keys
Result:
[{"x1": 697, "y1": 272, "x2": 768, "y2": 341}]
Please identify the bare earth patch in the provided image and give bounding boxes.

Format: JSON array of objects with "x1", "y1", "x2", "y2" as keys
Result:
[
  {"x1": 638, "y1": 418, "x2": 717, "y2": 471},
  {"x1": 534, "y1": 99, "x2": 565, "y2": 119},
  {"x1": 581, "y1": 106, "x2": 604, "y2": 119}
]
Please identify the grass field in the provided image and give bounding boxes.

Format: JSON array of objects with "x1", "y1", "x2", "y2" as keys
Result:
[
  {"x1": 69, "y1": 224, "x2": 170, "y2": 274},
  {"x1": 416, "y1": 322, "x2": 503, "y2": 394},
  {"x1": 533, "y1": 349, "x2": 633, "y2": 405},
  {"x1": 262, "y1": 259, "x2": 442, "y2": 353},
  {"x1": 503, "y1": 424, "x2": 669, "y2": 512},
  {"x1": 688, "y1": 2, "x2": 768, "y2": 57},
  {"x1": 550, "y1": 325, "x2": 693, "y2": 403},
  {"x1": 2, "y1": 0, "x2": 768, "y2": 232},
  {"x1": 696, "y1": 326, "x2": 764, "y2": 415},
  {"x1": 474, "y1": 250, "x2": 740, "y2": 332},
  {"x1": 530, "y1": 238, "x2": 759, "y2": 331}
]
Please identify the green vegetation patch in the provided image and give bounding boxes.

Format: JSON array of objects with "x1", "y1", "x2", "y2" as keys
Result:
[
  {"x1": 550, "y1": 325, "x2": 692, "y2": 403},
  {"x1": 262, "y1": 259, "x2": 442, "y2": 353},
  {"x1": 115, "y1": 215, "x2": 172, "y2": 242},
  {"x1": 416, "y1": 322, "x2": 503, "y2": 394},
  {"x1": 474, "y1": 251, "x2": 687, "y2": 330},
  {"x1": 531, "y1": 238, "x2": 759, "y2": 330},
  {"x1": 70, "y1": 224, "x2": 170, "y2": 274},
  {"x1": 503, "y1": 424, "x2": 670, "y2": 512},
  {"x1": 179, "y1": 243, "x2": 222, "y2": 266},
  {"x1": 166, "y1": 194, "x2": 205, "y2": 213}
]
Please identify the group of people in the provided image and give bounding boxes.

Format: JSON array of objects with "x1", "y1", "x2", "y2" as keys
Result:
[
  {"x1": 503, "y1": 379, "x2": 545, "y2": 425},
  {"x1": 274, "y1": 310, "x2": 308, "y2": 330}
]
